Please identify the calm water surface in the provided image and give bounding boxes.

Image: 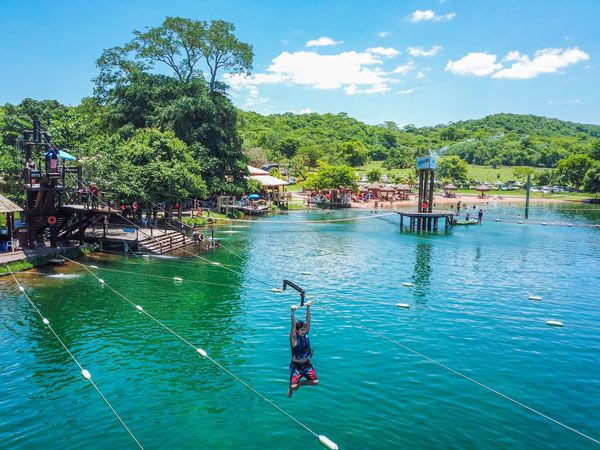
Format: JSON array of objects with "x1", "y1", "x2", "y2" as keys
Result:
[{"x1": 1, "y1": 204, "x2": 599, "y2": 449}]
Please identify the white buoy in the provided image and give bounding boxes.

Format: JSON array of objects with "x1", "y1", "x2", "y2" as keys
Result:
[
  {"x1": 542, "y1": 223, "x2": 547, "y2": 226},
  {"x1": 42, "y1": 318, "x2": 49, "y2": 325},
  {"x1": 528, "y1": 295, "x2": 543, "y2": 301},
  {"x1": 197, "y1": 348, "x2": 208, "y2": 357},
  {"x1": 318, "y1": 435, "x2": 339, "y2": 450},
  {"x1": 90, "y1": 265, "x2": 99, "y2": 269},
  {"x1": 271, "y1": 288, "x2": 283, "y2": 293},
  {"x1": 135, "y1": 305, "x2": 144, "y2": 312},
  {"x1": 81, "y1": 369, "x2": 92, "y2": 380},
  {"x1": 396, "y1": 303, "x2": 411, "y2": 309},
  {"x1": 402, "y1": 282, "x2": 414, "y2": 287},
  {"x1": 567, "y1": 224, "x2": 573, "y2": 227},
  {"x1": 495, "y1": 218, "x2": 500, "y2": 222},
  {"x1": 211, "y1": 261, "x2": 221, "y2": 266},
  {"x1": 518, "y1": 221, "x2": 524, "y2": 224},
  {"x1": 98, "y1": 279, "x2": 105, "y2": 284},
  {"x1": 19, "y1": 286, "x2": 25, "y2": 292},
  {"x1": 173, "y1": 277, "x2": 183, "y2": 282},
  {"x1": 546, "y1": 320, "x2": 564, "y2": 327},
  {"x1": 301, "y1": 271, "x2": 311, "y2": 275}
]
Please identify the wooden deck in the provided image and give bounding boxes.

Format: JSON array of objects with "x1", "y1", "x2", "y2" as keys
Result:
[{"x1": 397, "y1": 211, "x2": 455, "y2": 232}]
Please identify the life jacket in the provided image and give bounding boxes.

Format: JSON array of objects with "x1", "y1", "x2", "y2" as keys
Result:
[{"x1": 292, "y1": 334, "x2": 313, "y2": 360}]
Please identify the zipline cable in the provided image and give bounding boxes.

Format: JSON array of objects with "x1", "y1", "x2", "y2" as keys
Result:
[
  {"x1": 3, "y1": 264, "x2": 143, "y2": 449},
  {"x1": 62, "y1": 256, "x2": 337, "y2": 449}
]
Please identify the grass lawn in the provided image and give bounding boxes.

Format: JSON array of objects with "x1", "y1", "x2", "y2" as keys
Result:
[{"x1": 354, "y1": 162, "x2": 544, "y2": 183}]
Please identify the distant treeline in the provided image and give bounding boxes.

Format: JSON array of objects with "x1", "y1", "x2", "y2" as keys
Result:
[{"x1": 238, "y1": 111, "x2": 600, "y2": 169}]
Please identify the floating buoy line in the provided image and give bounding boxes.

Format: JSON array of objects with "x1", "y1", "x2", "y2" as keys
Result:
[
  {"x1": 3, "y1": 264, "x2": 143, "y2": 449},
  {"x1": 61, "y1": 257, "x2": 338, "y2": 449},
  {"x1": 314, "y1": 299, "x2": 598, "y2": 445},
  {"x1": 43, "y1": 257, "x2": 596, "y2": 445}
]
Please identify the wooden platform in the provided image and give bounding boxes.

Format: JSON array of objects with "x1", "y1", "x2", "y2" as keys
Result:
[
  {"x1": 397, "y1": 211, "x2": 455, "y2": 232},
  {"x1": 61, "y1": 204, "x2": 119, "y2": 215}
]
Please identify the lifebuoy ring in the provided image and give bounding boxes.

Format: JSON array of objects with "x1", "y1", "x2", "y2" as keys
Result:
[
  {"x1": 421, "y1": 202, "x2": 428, "y2": 210},
  {"x1": 47, "y1": 215, "x2": 57, "y2": 225}
]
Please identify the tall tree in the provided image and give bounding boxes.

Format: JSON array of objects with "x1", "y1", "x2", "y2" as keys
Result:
[
  {"x1": 437, "y1": 155, "x2": 469, "y2": 183},
  {"x1": 97, "y1": 17, "x2": 253, "y2": 93},
  {"x1": 203, "y1": 20, "x2": 254, "y2": 92},
  {"x1": 556, "y1": 153, "x2": 594, "y2": 190}
]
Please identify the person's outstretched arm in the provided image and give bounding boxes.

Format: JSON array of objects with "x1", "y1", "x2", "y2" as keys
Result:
[
  {"x1": 290, "y1": 305, "x2": 298, "y2": 339},
  {"x1": 305, "y1": 301, "x2": 312, "y2": 333}
]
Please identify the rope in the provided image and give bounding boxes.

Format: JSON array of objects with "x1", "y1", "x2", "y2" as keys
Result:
[
  {"x1": 62, "y1": 257, "x2": 323, "y2": 441},
  {"x1": 211, "y1": 212, "x2": 397, "y2": 223},
  {"x1": 318, "y1": 301, "x2": 600, "y2": 445},
  {"x1": 61, "y1": 170, "x2": 275, "y2": 289},
  {"x1": 4, "y1": 264, "x2": 143, "y2": 449}
]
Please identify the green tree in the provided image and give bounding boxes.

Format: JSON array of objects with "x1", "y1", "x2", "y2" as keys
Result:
[
  {"x1": 339, "y1": 140, "x2": 368, "y2": 167},
  {"x1": 533, "y1": 169, "x2": 558, "y2": 187},
  {"x1": 93, "y1": 128, "x2": 207, "y2": 204},
  {"x1": 583, "y1": 163, "x2": 600, "y2": 193},
  {"x1": 556, "y1": 153, "x2": 594, "y2": 190},
  {"x1": 98, "y1": 17, "x2": 253, "y2": 93},
  {"x1": 437, "y1": 155, "x2": 469, "y2": 183},
  {"x1": 303, "y1": 164, "x2": 357, "y2": 191},
  {"x1": 276, "y1": 136, "x2": 300, "y2": 159},
  {"x1": 512, "y1": 166, "x2": 536, "y2": 181},
  {"x1": 295, "y1": 145, "x2": 324, "y2": 170},
  {"x1": 366, "y1": 168, "x2": 381, "y2": 182}
]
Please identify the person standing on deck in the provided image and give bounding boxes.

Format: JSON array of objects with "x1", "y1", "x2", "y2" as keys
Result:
[{"x1": 288, "y1": 301, "x2": 318, "y2": 397}]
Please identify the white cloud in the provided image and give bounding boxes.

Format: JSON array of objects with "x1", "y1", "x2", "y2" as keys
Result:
[
  {"x1": 416, "y1": 71, "x2": 426, "y2": 79},
  {"x1": 409, "y1": 10, "x2": 456, "y2": 22},
  {"x1": 306, "y1": 36, "x2": 343, "y2": 47},
  {"x1": 395, "y1": 88, "x2": 418, "y2": 95},
  {"x1": 548, "y1": 98, "x2": 580, "y2": 105},
  {"x1": 492, "y1": 47, "x2": 589, "y2": 79},
  {"x1": 393, "y1": 60, "x2": 415, "y2": 75},
  {"x1": 407, "y1": 45, "x2": 442, "y2": 57},
  {"x1": 445, "y1": 52, "x2": 502, "y2": 76},
  {"x1": 225, "y1": 50, "x2": 395, "y2": 95},
  {"x1": 367, "y1": 47, "x2": 400, "y2": 57},
  {"x1": 378, "y1": 31, "x2": 392, "y2": 38},
  {"x1": 299, "y1": 108, "x2": 313, "y2": 114},
  {"x1": 345, "y1": 83, "x2": 390, "y2": 95}
]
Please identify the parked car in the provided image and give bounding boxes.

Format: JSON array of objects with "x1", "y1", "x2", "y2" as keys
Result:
[
  {"x1": 288, "y1": 177, "x2": 297, "y2": 184},
  {"x1": 261, "y1": 163, "x2": 279, "y2": 172}
]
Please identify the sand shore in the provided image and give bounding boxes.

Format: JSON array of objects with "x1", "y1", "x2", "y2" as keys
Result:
[{"x1": 349, "y1": 193, "x2": 569, "y2": 210}]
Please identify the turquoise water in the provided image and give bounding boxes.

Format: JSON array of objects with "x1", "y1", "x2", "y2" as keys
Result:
[{"x1": 1, "y1": 204, "x2": 599, "y2": 449}]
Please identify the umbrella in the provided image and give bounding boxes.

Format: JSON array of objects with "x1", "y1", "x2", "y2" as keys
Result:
[
  {"x1": 248, "y1": 194, "x2": 261, "y2": 200},
  {"x1": 58, "y1": 149, "x2": 76, "y2": 160},
  {"x1": 444, "y1": 184, "x2": 457, "y2": 190},
  {"x1": 476, "y1": 185, "x2": 491, "y2": 191}
]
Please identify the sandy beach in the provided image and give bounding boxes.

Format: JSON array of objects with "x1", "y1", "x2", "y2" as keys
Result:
[{"x1": 349, "y1": 193, "x2": 569, "y2": 210}]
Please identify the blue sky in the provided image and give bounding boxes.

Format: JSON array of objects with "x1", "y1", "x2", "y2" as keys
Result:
[{"x1": 0, "y1": 0, "x2": 598, "y2": 126}]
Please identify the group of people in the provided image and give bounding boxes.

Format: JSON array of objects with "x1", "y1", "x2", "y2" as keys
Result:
[{"x1": 456, "y1": 203, "x2": 484, "y2": 224}]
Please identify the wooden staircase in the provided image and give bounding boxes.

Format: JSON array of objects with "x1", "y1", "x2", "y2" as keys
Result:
[{"x1": 137, "y1": 229, "x2": 190, "y2": 254}]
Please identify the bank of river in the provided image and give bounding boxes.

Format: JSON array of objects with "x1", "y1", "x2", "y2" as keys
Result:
[{"x1": 1, "y1": 204, "x2": 599, "y2": 449}]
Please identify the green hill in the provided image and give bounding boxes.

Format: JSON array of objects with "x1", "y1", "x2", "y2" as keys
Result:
[{"x1": 238, "y1": 110, "x2": 600, "y2": 168}]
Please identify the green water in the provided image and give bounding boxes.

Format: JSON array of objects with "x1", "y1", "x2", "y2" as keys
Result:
[{"x1": 1, "y1": 204, "x2": 599, "y2": 449}]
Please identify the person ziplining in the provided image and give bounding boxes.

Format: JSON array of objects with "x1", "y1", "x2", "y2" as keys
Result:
[{"x1": 288, "y1": 300, "x2": 318, "y2": 397}]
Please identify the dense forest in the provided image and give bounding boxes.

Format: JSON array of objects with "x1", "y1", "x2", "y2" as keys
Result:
[{"x1": 238, "y1": 111, "x2": 600, "y2": 170}]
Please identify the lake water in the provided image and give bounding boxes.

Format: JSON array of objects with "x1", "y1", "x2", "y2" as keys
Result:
[{"x1": 1, "y1": 204, "x2": 599, "y2": 449}]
